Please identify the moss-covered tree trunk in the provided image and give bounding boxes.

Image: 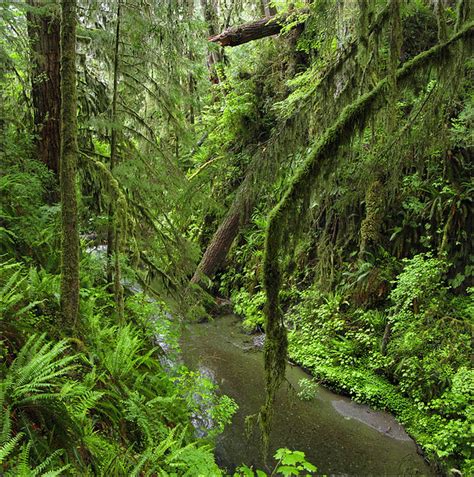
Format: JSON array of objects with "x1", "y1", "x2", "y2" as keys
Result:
[
  {"x1": 59, "y1": 0, "x2": 79, "y2": 326},
  {"x1": 27, "y1": 0, "x2": 61, "y2": 174},
  {"x1": 191, "y1": 206, "x2": 243, "y2": 285},
  {"x1": 359, "y1": 179, "x2": 385, "y2": 258},
  {"x1": 105, "y1": 0, "x2": 124, "y2": 321}
]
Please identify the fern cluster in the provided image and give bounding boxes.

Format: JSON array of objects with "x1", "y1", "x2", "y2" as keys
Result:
[{"x1": 0, "y1": 259, "x2": 231, "y2": 476}]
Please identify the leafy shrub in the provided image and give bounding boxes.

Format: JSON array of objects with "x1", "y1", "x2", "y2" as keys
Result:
[
  {"x1": 297, "y1": 378, "x2": 318, "y2": 401},
  {"x1": 236, "y1": 448, "x2": 317, "y2": 476},
  {"x1": 232, "y1": 289, "x2": 266, "y2": 331}
]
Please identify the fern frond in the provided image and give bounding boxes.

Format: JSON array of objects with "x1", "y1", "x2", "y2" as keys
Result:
[
  {"x1": 31, "y1": 448, "x2": 65, "y2": 475},
  {"x1": 0, "y1": 432, "x2": 23, "y2": 463}
]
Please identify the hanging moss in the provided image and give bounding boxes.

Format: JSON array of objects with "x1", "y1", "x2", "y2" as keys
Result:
[
  {"x1": 455, "y1": 0, "x2": 471, "y2": 32},
  {"x1": 259, "y1": 215, "x2": 288, "y2": 454},
  {"x1": 357, "y1": 0, "x2": 369, "y2": 50},
  {"x1": 435, "y1": 0, "x2": 448, "y2": 42},
  {"x1": 80, "y1": 153, "x2": 127, "y2": 321},
  {"x1": 388, "y1": 0, "x2": 402, "y2": 104},
  {"x1": 359, "y1": 179, "x2": 385, "y2": 258},
  {"x1": 260, "y1": 21, "x2": 473, "y2": 447}
]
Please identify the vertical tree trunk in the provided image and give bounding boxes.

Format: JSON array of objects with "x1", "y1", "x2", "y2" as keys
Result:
[
  {"x1": 381, "y1": 321, "x2": 392, "y2": 355},
  {"x1": 359, "y1": 179, "x2": 385, "y2": 259},
  {"x1": 186, "y1": 0, "x2": 197, "y2": 124},
  {"x1": 27, "y1": 0, "x2": 61, "y2": 174},
  {"x1": 260, "y1": 0, "x2": 277, "y2": 18},
  {"x1": 60, "y1": 0, "x2": 80, "y2": 326},
  {"x1": 106, "y1": 0, "x2": 124, "y2": 321},
  {"x1": 200, "y1": 0, "x2": 224, "y2": 83}
]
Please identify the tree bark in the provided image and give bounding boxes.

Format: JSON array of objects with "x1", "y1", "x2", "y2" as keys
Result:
[
  {"x1": 260, "y1": 0, "x2": 277, "y2": 18},
  {"x1": 209, "y1": 10, "x2": 307, "y2": 47},
  {"x1": 201, "y1": 0, "x2": 224, "y2": 83},
  {"x1": 27, "y1": 0, "x2": 61, "y2": 174},
  {"x1": 359, "y1": 179, "x2": 385, "y2": 258},
  {"x1": 191, "y1": 193, "x2": 252, "y2": 285},
  {"x1": 381, "y1": 321, "x2": 392, "y2": 355},
  {"x1": 60, "y1": 0, "x2": 80, "y2": 326},
  {"x1": 106, "y1": 0, "x2": 124, "y2": 322}
]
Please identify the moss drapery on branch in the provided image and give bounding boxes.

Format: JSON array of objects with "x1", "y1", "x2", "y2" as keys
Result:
[
  {"x1": 59, "y1": 0, "x2": 80, "y2": 326},
  {"x1": 260, "y1": 21, "x2": 474, "y2": 442}
]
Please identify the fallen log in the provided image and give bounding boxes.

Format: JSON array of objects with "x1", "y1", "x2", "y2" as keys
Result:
[{"x1": 209, "y1": 10, "x2": 308, "y2": 47}]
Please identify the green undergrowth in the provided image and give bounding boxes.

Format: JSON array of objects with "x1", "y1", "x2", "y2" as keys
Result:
[
  {"x1": 288, "y1": 340, "x2": 472, "y2": 475},
  {"x1": 285, "y1": 256, "x2": 473, "y2": 475},
  {"x1": 0, "y1": 256, "x2": 237, "y2": 475},
  {"x1": 0, "y1": 148, "x2": 239, "y2": 476},
  {"x1": 229, "y1": 253, "x2": 473, "y2": 475}
]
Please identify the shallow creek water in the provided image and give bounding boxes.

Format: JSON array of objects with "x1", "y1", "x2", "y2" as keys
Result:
[{"x1": 181, "y1": 314, "x2": 433, "y2": 476}]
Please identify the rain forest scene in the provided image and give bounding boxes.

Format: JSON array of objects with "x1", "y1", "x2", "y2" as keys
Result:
[{"x1": 0, "y1": 0, "x2": 472, "y2": 475}]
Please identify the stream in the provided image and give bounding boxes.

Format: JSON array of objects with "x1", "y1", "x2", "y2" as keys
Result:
[{"x1": 181, "y1": 314, "x2": 433, "y2": 476}]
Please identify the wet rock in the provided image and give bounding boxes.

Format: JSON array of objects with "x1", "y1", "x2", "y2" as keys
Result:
[
  {"x1": 239, "y1": 333, "x2": 265, "y2": 352},
  {"x1": 252, "y1": 333, "x2": 265, "y2": 350}
]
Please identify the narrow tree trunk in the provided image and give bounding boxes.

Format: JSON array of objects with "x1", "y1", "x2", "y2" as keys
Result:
[
  {"x1": 359, "y1": 179, "x2": 385, "y2": 259},
  {"x1": 60, "y1": 0, "x2": 80, "y2": 326},
  {"x1": 201, "y1": 0, "x2": 224, "y2": 83},
  {"x1": 106, "y1": 0, "x2": 124, "y2": 321},
  {"x1": 381, "y1": 321, "x2": 392, "y2": 355},
  {"x1": 439, "y1": 203, "x2": 456, "y2": 256},
  {"x1": 186, "y1": 0, "x2": 197, "y2": 123},
  {"x1": 27, "y1": 0, "x2": 61, "y2": 174},
  {"x1": 260, "y1": 0, "x2": 277, "y2": 17}
]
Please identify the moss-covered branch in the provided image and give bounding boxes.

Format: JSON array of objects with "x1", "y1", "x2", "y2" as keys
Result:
[{"x1": 260, "y1": 20, "x2": 474, "y2": 442}]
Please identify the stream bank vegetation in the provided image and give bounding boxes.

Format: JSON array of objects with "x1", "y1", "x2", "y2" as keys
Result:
[{"x1": 0, "y1": 0, "x2": 472, "y2": 475}]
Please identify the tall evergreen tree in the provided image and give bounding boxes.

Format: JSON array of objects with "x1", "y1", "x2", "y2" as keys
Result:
[{"x1": 26, "y1": 0, "x2": 61, "y2": 174}]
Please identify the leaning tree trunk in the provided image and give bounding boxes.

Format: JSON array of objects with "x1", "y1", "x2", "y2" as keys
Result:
[
  {"x1": 60, "y1": 0, "x2": 80, "y2": 326},
  {"x1": 27, "y1": 0, "x2": 61, "y2": 174},
  {"x1": 191, "y1": 190, "x2": 252, "y2": 285},
  {"x1": 191, "y1": 206, "x2": 244, "y2": 285}
]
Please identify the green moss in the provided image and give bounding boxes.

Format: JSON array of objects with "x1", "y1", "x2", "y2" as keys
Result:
[
  {"x1": 260, "y1": 20, "x2": 474, "y2": 447},
  {"x1": 359, "y1": 179, "x2": 385, "y2": 257},
  {"x1": 80, "y1": 153, "x2": 127, "y2": 321},
  {"x1": 59, "y1": 0, "x2": 80, "y2": 327}
]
